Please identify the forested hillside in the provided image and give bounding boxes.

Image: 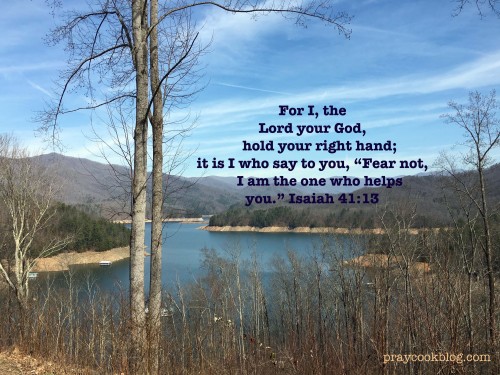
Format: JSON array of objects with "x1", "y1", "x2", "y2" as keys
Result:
[
  {"x1": 209, "y1": 163, "x2": 500, "y2": 228},
  {"x1": 50, "y1": 203, "x2": 130, "y2": 252},
  {"x1": 1, "y1": 202, "x2": 130, "y2": 259},
  {"x1": 31, "y1": 154, "x2": 500, "y2": 228}
]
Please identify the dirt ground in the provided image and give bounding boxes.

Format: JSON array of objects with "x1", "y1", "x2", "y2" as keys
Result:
[
  {"x1": 0, "y1": 347, "x2": 125, "y2": 374},
  {"x1": 0, "y1": 348, "x2": 73, "y2": 374}
]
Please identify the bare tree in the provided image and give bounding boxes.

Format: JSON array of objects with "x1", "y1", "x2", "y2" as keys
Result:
[
  {"x1": 41, "y1": 1, "x2": 352, "y2": 372},
  {"x1": 453, "y1": 0, "x2": 500, "y2": 17},
  {"x1": 441, "y1": 90, "x2": 499, "y2": 350},
  {"x1": 436, "y1": 153, "x2": 483, "y2": 356},
  {"x1": 0, "y1": 135, "x2": 68, "y2": 341}
]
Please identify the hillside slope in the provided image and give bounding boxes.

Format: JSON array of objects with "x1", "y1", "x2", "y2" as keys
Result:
[{"x1": 31, "y1": 154, "x2": 500, "y2": 226}]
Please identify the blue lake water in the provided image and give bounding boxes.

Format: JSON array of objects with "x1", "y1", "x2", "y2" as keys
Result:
[{"x1": 43, "y1": 222, "x2": 355, "y2": 292}]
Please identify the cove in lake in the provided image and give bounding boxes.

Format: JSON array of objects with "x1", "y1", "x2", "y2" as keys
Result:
[{"x1": 41, "y1": 222, "x2": 357, "y2": 292}]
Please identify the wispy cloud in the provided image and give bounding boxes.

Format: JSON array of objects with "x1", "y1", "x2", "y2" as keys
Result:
[
  {"x1": 0, "y1": 61, "x2": 63, "y2": 75},
  {"x1": 26, "y1": 79, "x2": 53, "y2": 98},
  {"x1": 190, "y1": 49, "x2": 500, "y2": 130},
  {"x1": 214, "y1": 82, "x2": 291, "y2": 96}
]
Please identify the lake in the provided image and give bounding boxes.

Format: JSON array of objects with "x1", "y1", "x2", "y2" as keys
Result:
[{"x1": 42, "y1": 222, "x2": 356, "y2": 292}]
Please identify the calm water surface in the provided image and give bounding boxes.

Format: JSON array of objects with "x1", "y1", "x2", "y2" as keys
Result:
[{"x1": 41, "y1": 222, "x2": 354, "y2": 292}]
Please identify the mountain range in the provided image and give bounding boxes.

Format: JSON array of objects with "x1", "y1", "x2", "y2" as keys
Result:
[{"x1": 31, "y1": 153, "x2": 500, "y2": 224}]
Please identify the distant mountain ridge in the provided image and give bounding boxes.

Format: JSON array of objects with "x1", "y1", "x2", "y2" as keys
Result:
[
  {"x1": 30, "y1": 153, "x2": 500, "y2": 224},
  {"x1": 30, "y1": 153, "x2": 360, "y2": 218}
]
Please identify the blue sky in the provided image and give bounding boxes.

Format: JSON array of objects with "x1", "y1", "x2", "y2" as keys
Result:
[{"x1": 1, "y1": 0, "x2": 499, "y2": 180}]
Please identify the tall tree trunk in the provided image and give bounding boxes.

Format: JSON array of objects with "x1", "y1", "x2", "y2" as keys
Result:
[
  {"x1": 478, "y1": 162, "x2": 496, "y2": 350},
  {"x1": 149, "y1": 0, "x2": 164, "y2": 372},
  {"x1": 130, "y1": 0, "x2": 148, "y2": 372},
  {"x1": 16, "y1": 291, "x2": 28, "y2": 345}
]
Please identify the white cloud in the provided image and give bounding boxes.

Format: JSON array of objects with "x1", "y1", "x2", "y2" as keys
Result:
[
  {"x1": 214, "y1": 81, "x2": 291, "y2": 95},
  {"x1": 0, "y1": 61, "x2": 63, "y2": 75},
  {"x1": 26, "y1": 79, "x2": 54, "y2": 98},
  {"x1": 191, "y1": 48, "x2": 500, "y2": 131}
]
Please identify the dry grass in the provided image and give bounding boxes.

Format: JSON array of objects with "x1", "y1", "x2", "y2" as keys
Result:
[
  {"x1": 32, "y1": 247, "x2": 129, "y2": 272},
  {"x1": 345, "y1": 253, "x2": 431, "y2": 273},
  {"x1": 0, "y1": 347, "x2": 94, "y2": 375}
]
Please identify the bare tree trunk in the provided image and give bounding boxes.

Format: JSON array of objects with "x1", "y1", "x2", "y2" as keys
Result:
[
  {"x1": 477, "y1": 163, "x2": 496, "y2": 349},
  {"x1": 129, "y1": 0, "x2": 148, "y2": 372},
  {"x1": 149, "y1": 0, "x2": 164, "y2": 372},
  {"x1": 16, "y1": 296, "x2": 28, "y2": 345},
  {"x1": 234, "y1": 257, "x2": 246, "y2": 373}
]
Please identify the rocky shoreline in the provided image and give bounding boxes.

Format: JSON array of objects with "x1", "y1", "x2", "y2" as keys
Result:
[{"x1": 200, "y1": 225, "x2": 386, "y2": 234}]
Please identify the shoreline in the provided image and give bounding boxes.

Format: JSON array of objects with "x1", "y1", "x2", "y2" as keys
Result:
[
  {"x1": 200, "y1": 225, "x2": 386, "y2": 234},
  {"x1": 32, "y1": 247, "x2": 130, "y2": 273},
  {"x1": 113, "y1": 218, "x2": 205, "y2": 224},
  {"x1": 200, "y1": 226, "x2": 444, "y2": 234}
]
